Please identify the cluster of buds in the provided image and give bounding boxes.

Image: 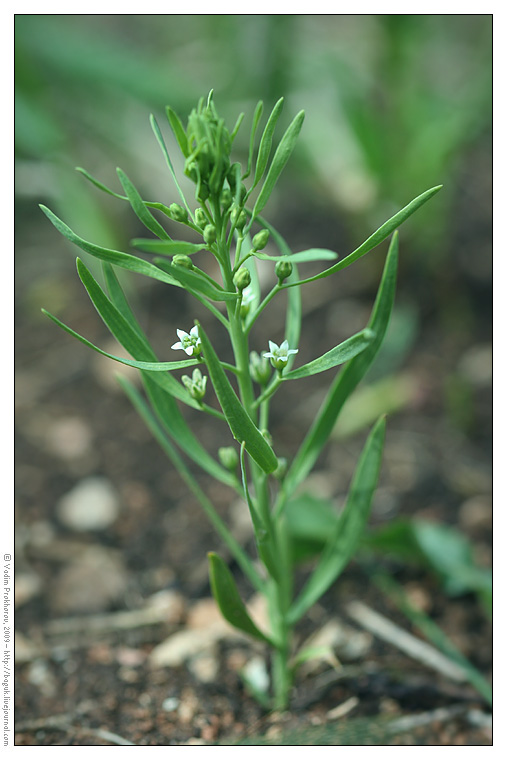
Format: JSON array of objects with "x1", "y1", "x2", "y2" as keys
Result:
[{"x1": 184, "y1": 96, "x2": 232, "y2": 199}]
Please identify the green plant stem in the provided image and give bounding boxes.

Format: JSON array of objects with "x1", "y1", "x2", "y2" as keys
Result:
[{"x1": 245, "y1": 283, "x2": 281, "y2": 334}]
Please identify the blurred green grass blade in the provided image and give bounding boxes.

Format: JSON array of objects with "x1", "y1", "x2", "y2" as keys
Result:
[
  {"x1": 116, "y1": 167, "x2": 171, "y2": 240},
  {"x1": 102, "y1": 262, "x2": 145, "y2": 340},
  {"x1": 252, "y1": 110, "x2": 305, "y2": 219},
  {"x1": 165, "y1": 105, "x2": 189, "y2": 157},
  {"x1": 208, "y1": 552, "x2": 272, "y2": 644},
  {"x1": 244, "y1": 100, "x2": 263, "y2": 179},
  {"x1": 153, "y1": 259, "x2": 237, "y2": 302},
  {"x1": 287, "y1": 186, "x2": 442, "y2": 288},
  {"x1": 132, "y1": 238, "x2": 206, "y2": 256},
  {"x1": 372, "y1": 572, "x2": 492, "y2": 706},
  {"x1": 239, "y1": 444, "x2": 278, "y2": 580},
  {"x1": 253, "y1": 97, "x2": 284, "y2": 187},
  {"x1": 289, "y1": 417, "x2": 386, "y2": 624},
  {"x1": 141, "y1": 374, "x2": 237, "y2": 489},
  {"x1": 198, "y1": 322, "x2": 278, "y2": 474},
  {"x1": 42, "y1": 308, "x2": 199, "y2": 372},
  {"x1": 282, "y1": 233, "x2": 398, "y2": 498},
  {"x1": 255, "y1": 249, "x2": 338, "y2": 264},
  {"x1": 284, "y1": 328, "x2": 375, "y2": 380},
  {"x1": 230, "y1": 111, "x2": 245, "y2": 142},
  {"x1": 118, "y1": 376, "x2": 263, "y2": 593},
  {"x1": 40, "y1": 205, "x2": 180, "y2": 288}
]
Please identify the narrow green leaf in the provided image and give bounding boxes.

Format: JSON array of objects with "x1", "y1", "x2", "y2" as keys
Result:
[
  {"x1": 284, "y1": 328, "x2": 375, "y2": 380},
  {"x1": 244, "y1": 100, "x2": 263, "y2": 179},
  {"x1": 255, "y1": 249, "x2": 338, "y2": 264},
  {"x1": 253, "y1": 97, "x2": 284, "y2": 187},
  {"x1": 116, "y1": 167, "x2": 171, "y2": 240},
  {"x1": 132, "y1": 238, "x2": 206, "y2": 256},
  {"x1": 286, "y1": 186, "x2": 443, "y2": 288},
  {"x1": 282, "y1": 233, "x2": 398, "y2": 498},
  {"x1": 230, "y1": 111, "x2": 245, "y2": 142},
  {"x1": 76, "y1": 168, "x2": 174, "y2": 218},
  {"x1": 40, "y1": 205, "x2": 180, "y2": 288},
  {"x1": 42, "y1": 308, "x2": 199, "y2": 372},
  {"x1": 198, "y1": 322, "x2": 278, "y2": 474},
  {"x1": 150, "y1": 114, "x2": 191, "y2": 212},
  {"x1": 153, "y1": 259, "x2": 237, "y2": 302},
  {"x1": 75, "y1": 167, "x2": 126, "y2": 199},
  {"x1": 142, "y1": 374, "x2": 237, "y2": 489},
  {"x1": 165, "y1": 105, "x2": 189, "y2": 157},
  {"x1": 72, "y1": 257, "x2": 205, "y2": 411},
  {"x1": 252, "y1": 110, "x2": 305, "y2": 218},
  {"x1": 208, "y1": 552, "x2": 272, "y2": 644},
  {"x1": 118, "y1": 376, "x2": 263, "y2": 592},
  {"x1": 288, "y1": 416, "x2": 386, "y2": 623}
]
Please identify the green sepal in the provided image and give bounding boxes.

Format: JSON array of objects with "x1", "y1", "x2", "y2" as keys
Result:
[
  {"x1": 197, "y1": 322, "x2": 279, "y2": 474},
  {"x1": 284, "y1": 328, "x2": 375, "y2": 380},
  {"x1": 208, "y1": 552, "x2": 273, "y2": 645},
  {"x1": 39, "y1": 205, "x2": 180, "y2": 288},
  {"x1": 116, "y1": 167, "x2": 171, "y2": 240},
  {"x1": 288, "y1": 416, "x2": 386, "y2": 624}
]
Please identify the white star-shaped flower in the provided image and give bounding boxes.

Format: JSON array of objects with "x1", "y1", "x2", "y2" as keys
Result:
[
  {"x1": 171, "y1": 325, "x2": 202, "y2": 356},
  {"x1": 263, "y1": 340, "x2": 298, "y2": 371}
]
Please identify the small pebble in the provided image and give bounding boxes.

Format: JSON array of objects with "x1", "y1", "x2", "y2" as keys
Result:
[{"x1": 56, "y1": 476, "x2": 120, "y2": 531}]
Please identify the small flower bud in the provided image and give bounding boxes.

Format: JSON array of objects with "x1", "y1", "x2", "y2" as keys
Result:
[
  {"x1": 227, "y1": 163, "x2": 241, "y2": 190},
  {"x1": 197, "y1": 182, "x2": 209, "y2": 202},
  {"x1": 203, "y1": 224, "x2": 217, "y2": 246},
  {"x1": 172, "y1": 254, "x2": 193, "y2": 269},
  {"x1": 240, "y1": 285, "x2": 255, "y2": 319},
  {"x1": 220, "y1": 187, "x2": 232, "y2": 209},
  {"x1": 218, "y1": 446, "x2": 239, "y2": 472},
  {"x1": 233, "y1": 266, "x2": 251, "y2": 292},
  {"x1": 181, "y1": 368, "x2": 207, "y2": 401},
  {"x1": 230, "y1": 206, "x2": 247, "y2": 231},
  {"x1": 252, "y1": 229, "x2": 270, "y2": 251},
  {"x1": 195, "y1": 208, "x2": 208, "y2": 229},
  {"x1": 249, "y1": 351, "x2": 271, "y2": 385},
  {"x1": 275, "y1": 258, "x2": 293, "y2": 283},
  {"x1": 169, "y1": 203, "x2": 188, "y2": 223}
]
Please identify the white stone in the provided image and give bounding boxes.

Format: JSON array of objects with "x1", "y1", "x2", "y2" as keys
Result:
[{"x1": 56, "y1": 476, "x2": 120, "y2": 531}]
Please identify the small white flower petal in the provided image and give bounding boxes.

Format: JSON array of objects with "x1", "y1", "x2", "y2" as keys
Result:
[
  {"x1": 190, "y1": 325, "x2": 200, "y2": 339},
  {"x1": 176, "y1": 329, "x2": 189, "y2": 341},
  {"x1": 184, "y1": 345, "x2": 194, "y2": 356},
  {"x1": 280, "y1": 340, "x2": 289, "y2": 352},
  {"x1": 171, "y1": 342, "x2": 183, "y2": 350},
  {"x1": 268, "y1": 340, "x2": 279, "y2": 354}
]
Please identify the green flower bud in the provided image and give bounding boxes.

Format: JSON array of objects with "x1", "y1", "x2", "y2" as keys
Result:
[
  {"x1": 252, "y1": 229, "x2": 270, "y2": 251},
  {"x1": 220, "y1": 187, "x2": 232, "y2": 209},
  {"x1": 227, "y1": 163, "x2": 241, "y2": 190},
  {"x1": 169, "y1": 203, "x2": 188, "y2": 223},
  {"x1": 181, "y1": 368, "x2": 207, "y2": 402},
  {"x1": 218, "y1": 446, "x2": 239, "y2": 472},
  {"x1": 275, "y1": 258, "x2": 293, "y2": 283},
  {"x1": 230, "y1": 206, "x2": 247, "y2": 231},
  {"x1": 195, "y1": 208, "x2": 208, "y2": 229},
  {"x1": 203, "y1": 224, "x2": 217, "y2": 246},
  {"x1": 233, "y1": 266, "x2": 251, "y2": 292},
  {"x1": 249, "y1": 351, "x2": 271, "y2": 385},
  {"x1": 197, "y1": 182, "x2": 209, "y2": 202},
  {"x1": 172, "y1": 254, "x2": 193, "y2": 269}
]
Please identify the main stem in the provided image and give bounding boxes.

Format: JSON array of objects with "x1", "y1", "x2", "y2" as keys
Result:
[{"x1": 214, "y1": 197, "x2": 292, "y2": 708}]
